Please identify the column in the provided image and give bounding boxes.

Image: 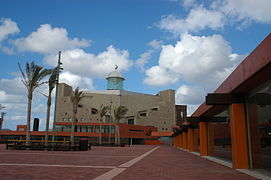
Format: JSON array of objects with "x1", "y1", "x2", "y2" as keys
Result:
[
  {"x1": 182, "y1": 132, "x2": 188, "y2": 150},
  {"x1": 188, "y1": 128, "x2": 194, "y2": 152},
  {"x1": 178, "y1": 134, "x2": 183, "y2": 148},
  {"x1": 230, "y1": 104, "x2": 249, "y2": 169},
  {"x1": 200, "y1": 122, "x2": 208, "y2": 156}
]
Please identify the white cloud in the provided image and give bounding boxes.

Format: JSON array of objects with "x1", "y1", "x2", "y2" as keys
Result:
[
  {"x1": 144, "y1": 33, "x2": 245, "y2": 113},
  {"x1": 143, "y1": 66, "x2": 179, "y2": 86},
  {"x1": 145, "y1": 34, "x2": 243, "y2": 88},
  {"x1": 135, "y1": 40, "x2": 163, "y2": 71},
  {"x1": 175, "y1": 85, "x2": 206, "y2": 105},
  {"x1": 44, "y1": 46, "x2": 132, "y2": 78},
  {"x1": 148, "y1": 40, "x2": 163, "y2": 50},
  {"x1": 183, "y1": 0, "x2": 196, "y2": 9},
  {"x1": 0, "y1": 18, "x2": 20, "y2": 41},
  {"x1": 159, "y1": 6, "x2": 224, "y2": 35},
  {"x1": 59, "y1": 71, "x2": 94, "y2": 91},
  {"x1": 221, "y1": 0, "x2": 271, "y2": 23},
  {"x1": 0, "y1": 90, "x2": 25, "y2": 103},
  {"x1": 0, "y1": 77, "x2": 26, "y2": 95},
  {"x1": 13, "y1": 24, "x2": 90, "y2": 54}
]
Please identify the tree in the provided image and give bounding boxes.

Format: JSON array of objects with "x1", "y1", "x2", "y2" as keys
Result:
[
  {"x1": 70, "y1": 87, "x2": 83, "y2": 146},
  {"x1": 45, "y1": 67, "x2": 58, "y2": 145},
  {"x1": 114, "y1": 106, "x2": 128, "y2": 146},
  {"x1": 18, "y1": 61, "x2": 51, "y2": 143},
  {"x1": 99, "y1": 104, "x2": 110, "y2": 145}
]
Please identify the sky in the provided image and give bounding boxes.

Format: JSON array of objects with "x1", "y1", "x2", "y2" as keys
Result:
[{"x1": 0, "y1": 0, "x2": 271, "y2": 130}]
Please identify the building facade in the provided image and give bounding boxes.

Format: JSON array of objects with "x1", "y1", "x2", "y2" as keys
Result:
[
  {"x1": 55, "y1": 70, "x2": 176, "y2": 132},
  {"x1": 173, "y1": 33, "x2": 271, "y2": 173}
]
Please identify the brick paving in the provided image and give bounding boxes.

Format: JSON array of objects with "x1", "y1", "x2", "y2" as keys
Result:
[
  {"x1": 0, "y1": 144, "x2": 261, "y2": 180},
  {"x1": 113, "y1": 145, "x2": 259, "y2": 180}
]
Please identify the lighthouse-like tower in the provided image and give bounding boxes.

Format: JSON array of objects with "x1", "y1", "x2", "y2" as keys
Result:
[{"x1": 106, "y1": 65, "x2": 125, "y2": 90}]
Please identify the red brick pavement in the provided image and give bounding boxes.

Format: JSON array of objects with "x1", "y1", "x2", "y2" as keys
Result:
[
  {"x1": 113, "y1": 145, "x2": 259, "y2": 180},
  {"x1": 0, "y1": 144, "x2": 154, "y2": 180},
  {"x1": 0, "y1": 144, "x2": 261, "y2": 180}
]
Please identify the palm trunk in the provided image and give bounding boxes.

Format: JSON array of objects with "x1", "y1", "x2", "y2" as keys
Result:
[
  {"x1": 99, "y1": 120, "x2": 102, "y2": 145},
  {"x1": 115, "y1": 124, "x2": 117, "y2": 146},
  {"x1": 45, "y1": 92, "x2": 52, "y2": 146},
  {"x1": 117, "y1": 125, "x2": 120, "y2": 145},
  {"x1": 26, "y1": 91, "x2": 33, "y2": 143},
  {"x1": 71, "y1": 110, "x2": 76, "y2": 146}
]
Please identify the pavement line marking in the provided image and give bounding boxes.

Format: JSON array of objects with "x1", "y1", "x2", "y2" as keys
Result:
[
  {"x1": 93, "y1": 146, "x2": 160, "y2": 180},
  {"x1": 93, "y1": 168, "x2": 126, "y2": 180},
  {"x1": 0, "y1": 163, "x2": 116, "y2": 169},
  {"x1": 119, "y1": 146, "x2": 160, "y2": 168}
]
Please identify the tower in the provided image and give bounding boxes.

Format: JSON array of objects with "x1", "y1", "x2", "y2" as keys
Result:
[{"x1": 106, "y1": 65, "x2": 125, "y2": 90}]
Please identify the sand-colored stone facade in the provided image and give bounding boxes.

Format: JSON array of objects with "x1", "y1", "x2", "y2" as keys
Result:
[{"x1": 56, "y1": 83, "x2": 176, "y2": 131}]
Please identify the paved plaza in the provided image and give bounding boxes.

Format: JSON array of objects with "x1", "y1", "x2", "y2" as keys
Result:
[{"x1": 0, "y1": 144, "x2": 259, "y2": 180}]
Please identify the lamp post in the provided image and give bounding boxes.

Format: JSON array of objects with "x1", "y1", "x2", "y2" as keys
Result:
[
  {"x1": 108, "y1": 97, "x2": 112, "y2": 145},
  {"x1": 0, "y1": 105, "x2": 6, "y2": 130},
  {"x1": 52, "y1": 51, "x2": 63, "y2": 142}
]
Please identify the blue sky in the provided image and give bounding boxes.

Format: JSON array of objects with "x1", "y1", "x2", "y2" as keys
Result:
[{"x1": 0, "y1": 0, "x2": 271, "y2": 130}]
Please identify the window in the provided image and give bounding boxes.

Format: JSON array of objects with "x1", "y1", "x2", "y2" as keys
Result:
[
  {"x1": 91, "y1": 108, "x2": 98, "y2": 114},
  {"x1": 151, "y1": 107, "x2": 159, "y2": 112},
  {"x1": 128, "y1": 129, "x2": 144, "y2": 132},
  {"x1": 68, "y1": 118, "x2": 72, "y2": 122},
  {"x1": 62, "y1": 118, "x2": 66, "y2": 122},
  {"x1": 139, "y1": 111, "x2": 147, "y2": 117},
  {"x1": 128, "y1": 119, "x2": 134, "y2": 124},
  {"x1": 80, "y1": 117, "x2": 84, "y2": 122}
]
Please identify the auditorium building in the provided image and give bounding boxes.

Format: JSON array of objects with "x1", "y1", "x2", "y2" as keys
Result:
[{"x1": 0, "y1": 68, "x2": 183, "y2": 145}]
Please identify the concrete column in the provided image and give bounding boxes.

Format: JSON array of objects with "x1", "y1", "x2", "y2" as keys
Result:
[{"x1": 230, "y1": 104, "x2": 249, "y2": 169}]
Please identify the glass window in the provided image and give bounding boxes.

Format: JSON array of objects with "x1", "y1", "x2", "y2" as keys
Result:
[
  {"x1": 248, "y1": 81, "x2": 271, "y2": 170},
  {"x1": 128, "y1": 119, "x2": 134, "y2": 124}
]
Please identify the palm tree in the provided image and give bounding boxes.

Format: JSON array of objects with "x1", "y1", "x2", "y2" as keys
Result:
[
  {"x1": 18, "y1": 61, "x2": 51, "y2": 143},
  {"x1": 99, "y1": 104, "x2": 110, "y2": 145},
  {"x1": 45, "y1": 67, "x2": 58, "y2": 145},
  {"x1": 70, "y1": 87, "x2": 83, "y2": 146},
  {"x1": 114, "y1": 106, "x2": 128, "y2": 146}
]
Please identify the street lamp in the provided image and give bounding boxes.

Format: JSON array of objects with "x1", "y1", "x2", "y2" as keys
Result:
[{"x1": 52, "y1": 51, "x2": 63, "y2": 142}]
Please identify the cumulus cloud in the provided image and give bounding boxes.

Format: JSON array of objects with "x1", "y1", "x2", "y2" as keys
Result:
[
  {"x1": 0, "y1": 90, "x2": 25, "y2": 104},
  {"x1": 159, "y1": 0, "x2": 271, "y2": 36},
  {"x1": 44, "y1": 46, "x2": 132, "y2": 78},
  {"x1": 144, "y1": 34, "x2": 245, "y2": 114},
  {"x1": 135, "y1": 40, "x2": 163, "y2": 71},
  {"x1": 145, "y1": 34, "x2": 243, "y2": 88},
  {"x1": 0, "y1": 18, "x2": 20, "y2": 41},
  {"x1": 59, "y1": 71, "x2": 94, "y2": 91},
  {"x1": 175, "y1": 85, "x2": 206, "y2": 105},
  {"x1": 144, "y1": 66, "x2": 179, "y2": 86},
  {"x1": 0, "y1": 77, "x2": 26, "y2": 95},
  {"x1": 220, "y1": 0, "x2": 271, "y2": 24},
  {"x1": 13, "y1": 24, "x2": 90, "y2": 54},
  {"x1": 159, "y1": 6, "x2": 224, "y2": 35}
]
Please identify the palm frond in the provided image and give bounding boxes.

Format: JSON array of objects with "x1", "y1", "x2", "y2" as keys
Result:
[{"x1": 114, "y1": 106, "x2": 128, "y2": 124}]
